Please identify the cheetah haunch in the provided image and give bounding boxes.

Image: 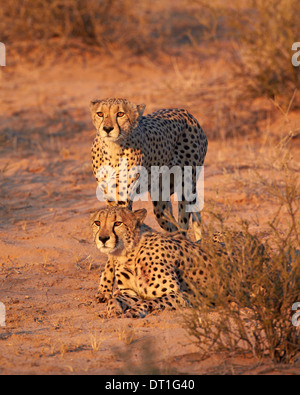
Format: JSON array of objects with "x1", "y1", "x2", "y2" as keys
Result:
[
  {"x1": 91, "y1": 206, "x2": 211, "y2": 318},
  {"x1": 90, "y1": 98, "x2": 207, "y2": 240}
]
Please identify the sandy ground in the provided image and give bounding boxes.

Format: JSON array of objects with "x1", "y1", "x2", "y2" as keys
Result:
[{"x1": 0, "y1": 48, "x2": 299, "y2": 375}]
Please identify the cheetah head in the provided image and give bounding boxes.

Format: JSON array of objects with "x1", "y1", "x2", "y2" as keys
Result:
[
  {"x1": 91, "y1": 206, "x2": 147, "y2": 256},
  {"x1": 90, "y1": 98, "x2": 145, "y2": 142}
]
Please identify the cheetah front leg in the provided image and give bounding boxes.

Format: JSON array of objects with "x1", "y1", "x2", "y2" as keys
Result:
[
  {"x1": 106, "y1": 291, "x2": 141, "y2": 317},
  {"x1": 178, "y1": 200, "x2": 191, "y2": 231},
  {"x1": 152, "y1": 201, "x2": 178, "y2": 232},
  {"x1": 178, "y1": 200, "x2": 202, "y2": 241},
  {"x1": 125, "y1": 292, "x2": 190, "y2": 318},
  {"x1": 96, "y1": 257, "x2": 115, "y2": 302},
  {"x1": 179, "y1": 169, "x2": 203, "y2": 241}
]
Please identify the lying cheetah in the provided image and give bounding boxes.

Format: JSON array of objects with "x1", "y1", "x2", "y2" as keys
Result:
[
  {"x1": 90, "y1": 98, "x2": 207, "y2": 239},
  {"x1": 91, "y1": 206, "x2": 212, "y2": 318}
]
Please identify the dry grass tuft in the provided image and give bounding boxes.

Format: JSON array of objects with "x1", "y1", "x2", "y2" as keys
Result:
[
  {"x1": 182, "y1": 136, "x2": 300, "y2": 364},
  {"x1": 190, "y1": 0, "x2": 300, "y2": 110},
  {"x1": 1, "y1": 1, "x2": 299, "y2": 139}
]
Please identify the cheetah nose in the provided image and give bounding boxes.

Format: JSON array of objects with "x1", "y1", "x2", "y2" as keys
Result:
[
  {"x1": 103, "y1": 126, "x2": 114, "y2": 134},
  {"x1": 99, "y1": 236, "x2": 110, "y2": 245}
]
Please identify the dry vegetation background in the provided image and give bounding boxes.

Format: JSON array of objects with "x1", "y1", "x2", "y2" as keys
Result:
[{"x1": 0, "y1": 0, "x2": 299, "y2": 374}]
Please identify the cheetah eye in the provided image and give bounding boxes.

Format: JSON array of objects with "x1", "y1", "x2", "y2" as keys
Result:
[
  {"x1": 117, "y1": 112, "x2": 125, "y2": 117},
  {"x1": 94, "y1": 220, "x2": 101, "y2": 227},
  {"x1": 96, "y1": 112, "x2": 104, "y2": 117},
  {"x1": 114, "y1": 221, "x2": 123, "y2": 227}
]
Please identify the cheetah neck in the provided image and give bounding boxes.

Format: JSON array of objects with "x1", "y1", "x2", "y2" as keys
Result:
[
  {"x1": 101, "y1": 135, "x2": 142, "y2": 168},
  {"x1": 124, "y1": 230, "x2": 142, "y2": 258},
  {"x1": 102, "y1": 138, "x2": 123, "y2": 156},
  {"x1": 117, "y1": 229, "x2": 145, "y2": 261}
]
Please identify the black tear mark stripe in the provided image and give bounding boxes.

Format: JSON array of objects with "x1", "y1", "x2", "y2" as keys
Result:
[{"x1": 112, "y1": 215, "x2": 119, "y2": 246}]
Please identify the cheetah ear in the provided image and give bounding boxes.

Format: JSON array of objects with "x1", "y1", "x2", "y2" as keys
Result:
[
  {"x1": 133, "y1": 209, "x2": 147, "y2": 226},
  {"x1": 89, "y1": 99, "x2": 100, "y2": 112},
  {"x1": 137, "y1": 104, "x2": 146, "y2": 117},
  {"x1": 126, "y1": 102, "x2": 146, "y2": 129},
  {"x1": 90, "y1": 210, "x2": 99, "y2": 224}
]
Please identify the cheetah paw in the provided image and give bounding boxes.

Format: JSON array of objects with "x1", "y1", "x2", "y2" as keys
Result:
[{"x1": 95, "y1": 291, "x2": 111, "y2": 303}]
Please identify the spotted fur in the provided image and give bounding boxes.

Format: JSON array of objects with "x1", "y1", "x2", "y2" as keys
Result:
[
  {"x1": 91, "y1": 206, "x2": 212, "y2": 318},
  {"x1": 90, "y1": 98, "x2": 207, "y2": 239}
]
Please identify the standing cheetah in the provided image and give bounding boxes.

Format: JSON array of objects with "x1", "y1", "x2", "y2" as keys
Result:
[
  {"x1": 91, "y1": 206, "x2": 212, "y2": 318},
  {"x1": 90, "y1": 98, "x2": 207, "y2": 239}
]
